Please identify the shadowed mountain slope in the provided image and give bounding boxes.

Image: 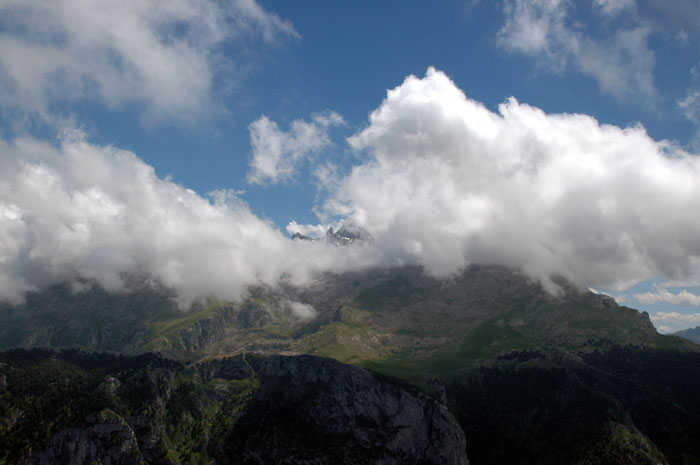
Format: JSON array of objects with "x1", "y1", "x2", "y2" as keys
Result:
[
  {"x1": 0, "y1": 265, "x2": 692, "y2": 380},
  {"x1": 0, "y1": 349, "x2": 468, "y2": 465},
  {"x1": 444, "y1": 347, "x2": 700, "y2": 465}
]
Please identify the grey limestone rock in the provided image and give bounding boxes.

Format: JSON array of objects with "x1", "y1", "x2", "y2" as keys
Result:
[
  {"x1": 179, "y1": 315, "x2": 226, "y2": 351},
  {"x1": 22, "y1": 410, "x2": 144, "y2": 465},
  {"x1": 215, "y1": 354, "x2": 469, "y2": 465}
]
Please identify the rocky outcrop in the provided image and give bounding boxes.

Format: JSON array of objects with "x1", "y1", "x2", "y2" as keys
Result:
[
  {"x1": 22, "y1": 409, "x2": 145, "y2": 465},
  {"x1": 325, "y1": 224, "x2": 372, "y2": 246},
  {"x1": 1, "y1": 350, "x2": 469, "y2": 465},
  {"x1": 291, "y1": 232, "x2": 315, "y2": 241},
  {"x1": 179, "y1": 315, "x2": 227, "y2": 351},
  {"x1": 211, "y1": 354, "x2": 469, "y2": 465},
  {"x1": 174, "y1": 303, "x2": 271, "y2": 352}
]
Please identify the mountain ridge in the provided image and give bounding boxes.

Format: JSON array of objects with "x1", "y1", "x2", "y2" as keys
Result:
[
  {"x1": 0, "y1": 349, "x2": 468, "y2": 465},
  {"x1": 0, "y1": 264, "x2": 692, "y2": 377},
  {"x1": 673, "y1": 325, "x2": 700, "y2": 344}
]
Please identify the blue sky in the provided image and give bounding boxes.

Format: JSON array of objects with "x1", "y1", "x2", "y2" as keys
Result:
[
  {"x1": 1, "y1": 0, "x2": 700, "y2": 331},
  {"x1": 37, "y1": 0, "x2": 699, "y2": 226}
]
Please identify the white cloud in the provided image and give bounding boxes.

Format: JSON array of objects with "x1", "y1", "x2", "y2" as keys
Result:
[
  {"x1": 660, "y1": 278, "x2": 700, "y2": 288},
  {"x1": 677, "y1": 29, "x2": 690, "y2": 44},
  {"x1": 644, "y1": 0, "x2": 700, "y2": 34},
  {"x1": 497, "y1": 0, "x2": 573, "y2": 69},
  {"x1": 0, "y1": 130, "x2": 375, "y2": 308},
  {"x1": 576, "y1": 26, "x2": 656, "y2": 101},
  {"x1": 635, "y1": 288, "x2": 700, "y2": 306},
  {"x1": 319, "y1": 68, "x2": 700, "y2": 290},
  {"x1": 5, "y1": 68, "x2": 700, "y2": 309},
  {"x1": 247, "y1": 111, "x2": 344, "y2": 185},
  {"x1": 594, "y1": 0, "x2": 635, "y2": 16},
  {"x1": 288, "y1": 301, "x2": 316, "y2": 320},
  {"x1": 286, "y1": 220, "x2": 341, "y2": 239},
  {"x1": 651, "y1": 312, "x2": 700, "y2": 323},
  {"x1": 497, "y1": 0, "x2": 656, "y2": 102},
  {"x1": 0, "y1": 0, "x2": 298, "y2": 123},
  {"x1": 657, "y1": 325, "x2": 674, "y2": 334},
  {"x1": 678, "y1": 66, "x2": 700, "y2": 149}
]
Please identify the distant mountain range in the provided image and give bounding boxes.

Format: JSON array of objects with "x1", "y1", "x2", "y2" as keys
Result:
[
  {"x1": 1, "y1": 264, "x2": 699, "y2": 464},
  {"x1": 674, "y1": 325, "x2": 700, "y2": 344}
]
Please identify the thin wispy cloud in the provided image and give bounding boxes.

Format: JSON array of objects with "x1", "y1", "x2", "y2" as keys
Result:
[
  {"x1": 594, "y1": 0, "x2": 635, "y2": 17},
  {"x1": 497, "y1": 0, "x2": 656, "y2": 103},
  {"x1": 0, "y1": 0, "x2": 298, "y2": 124},
  {"x1": 678, "y1": 66, "x2": 700, "y2": 149},
  {"x1": 247, "y1": 111, "x2": 344, "y2": 185},
  {"x1": 636, "y1": 288, "x2": 700, "y2": 306},
  {"x1": 643, "y1": 0, "x2": 700, "y2": 34},
  {"x1": 651, "y1": 311, "x2": 700, "y2": 324}
]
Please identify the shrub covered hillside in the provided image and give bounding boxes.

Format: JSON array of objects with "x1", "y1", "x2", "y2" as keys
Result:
[
  {"x1": 0, "y1": 349, "x2": 467, "y2": 465},
  {"x1": 444, "y1": 347, "x2": 700, "y2": 465}
]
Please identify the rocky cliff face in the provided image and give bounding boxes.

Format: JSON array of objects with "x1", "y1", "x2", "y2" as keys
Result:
[
  {"x1": 178, "y1": 314, "x2": 227, "y2": 352},
  {"x1": 21, "y1": 409, "x2": 145, "y2": 465},
  {"x1": 216, "y1": 354, "x2": 468, "y2": 465},
  {"x1": 1, "y1": 350, "x2": 469, "y2": 465},
  {"x1": 8, "y1": 346, "x2": 700, "y2": 465}
]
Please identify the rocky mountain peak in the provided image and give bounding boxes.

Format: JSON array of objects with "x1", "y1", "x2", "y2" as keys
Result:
[
  {"x1": 290, "y1": 231, "x2": 315, "y2": 241},
  {"x1": 289, "y1": 223, "x2": 372, "y2": 246},
  {"x1": 325, "y1": 223, "x2": 371, "y2": 246}
]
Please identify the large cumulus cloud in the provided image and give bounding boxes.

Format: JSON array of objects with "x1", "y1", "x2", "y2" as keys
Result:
[{"x1": 321, "y1": 68, "x2": 700, "y2": 292}]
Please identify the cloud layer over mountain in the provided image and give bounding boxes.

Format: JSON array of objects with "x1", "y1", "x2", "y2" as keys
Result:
[
  {"x1": 0, "y1": 132, "x2": 373, "y2": 307},
  {"x1": 322, "y1": 68, "x2": 700, "y2": 292},
  {"x1": 2, "y1": 68, "x2": 700, "y2": 307}
]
